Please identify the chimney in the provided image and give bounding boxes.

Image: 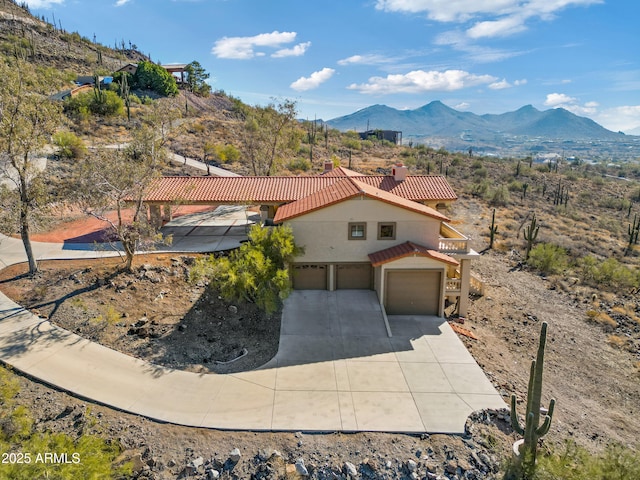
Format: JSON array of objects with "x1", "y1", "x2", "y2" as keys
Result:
[
  {"x1": 323, "y1": 160, "x2": 334, "y2": 173},
  {"x1": 392, "y1": 162, "x2": 407, "y2": 182}
]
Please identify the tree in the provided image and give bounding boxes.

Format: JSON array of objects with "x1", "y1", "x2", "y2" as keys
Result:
[
  {"x1": 132, "y1": 60, "x2": 178, "y2": 97},
  {"x1": 191, "y1": 224, "x2": 303, "y2": 314},
  {"x1": 184, "y1": 60, "x2": 211, "y2": 97},
  {"x1": 241, "y1": 99, "x2": 299, "y2": 176},
  {"x1": 75, "y1": 126, "x2": 169, "y2": 271},
  {"x1": 0, "y1": 58, "x2": 63, "y2": 275}
]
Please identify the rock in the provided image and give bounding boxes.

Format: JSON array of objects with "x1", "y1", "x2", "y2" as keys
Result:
[
  {"x1": 178, "y1": 324, "x2": 187, "y2": 332},
  {"x1": 228, "y1": 305, "x2": 238, "y2": 314},
  {"x1": 295, "y1": 458, "x2": 309, "y2": 476},
  {"x1": 229, "y1": 448, "x2": 241, "y2": 463},
  {"x1": 344, "y1": 461, "x2": 358, "y2": 478},
  {"x1": 191, "y1": 456, "x2": 204, "y2": 470},
  {"x1": 206, "y1": 469, "x2": 220, "y2": 479},
  {"x1": 406, "y1": 459, "x2": 418, "y2": 472},
  {"x1": 445, "y1": 460, "x2": 458, "y2": 474}
]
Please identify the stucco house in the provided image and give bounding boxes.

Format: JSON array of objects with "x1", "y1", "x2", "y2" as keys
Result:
[{"x1": 141, "y1": 163, "x2": 480, "y2": 317}]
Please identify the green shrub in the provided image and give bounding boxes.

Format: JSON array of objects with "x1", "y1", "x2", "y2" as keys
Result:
[
  {"x1": 578, "y1": 255, "x2": 639, "y2": 289},
  {"x1": 190, "y1": 224, "x2": 303, "y2": 314},
  {"x1": 52, "y1": 131, "x2": 87, "y2": 159},
  {"x1": 132, "y1": 60, "x2": 178, "y2": 96},
  {"x1": 527, "y1": 243, "x2": 568, "y2": 274},
  {"x1": 533, "y1": 441, "x2": 640, "y2": 480},
  {"x1": 287, "y1": 157, "x2": 311, "y2": 172},
  {"x1": 342, "y1": 138, "x2": 361, "y2": 150},
  {"x1": 64, "y1": 89, "x2": 124, "y2": 117},
  {"x1": 0, "y1": 367, "x2": 132, "y2": 479},
  {"x1": 490, "y1": 185, "x2": 510, "y2": 206}
]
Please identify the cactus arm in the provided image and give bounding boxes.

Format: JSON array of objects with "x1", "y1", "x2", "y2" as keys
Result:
[
  {"x1": 536, "y1": 398, "x2": 556, "y2": 436},
  {"x1": 510, "y1": 394, "x2": 525, "y2": 435}
]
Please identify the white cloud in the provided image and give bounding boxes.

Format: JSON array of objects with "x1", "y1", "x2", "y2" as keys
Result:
[
  {"x1": 337, "y1": 54, "x2": 393, "y2": 66},
  {"x1": 375, "y1": 0, "x2": 603, "y2": 39},
  {"x1": 514, "y1": 79, "x2": 527, "y2": 86},
  {"x1": 489, "y1": 78, "x2": 511, "y2": 89},
  {"x1": 348, "y1": 69, "x2": 497, "y2": 94},
  {"x1": 212, "y1": 31, "x2": 298, "y2": 59},
  {"x1": 455, "y1": 102, "x2": 471, "y2": 110},
  {"x1": 272, "y1": 42, "x2": 311, "y2": 58},
  {"x1": 544, "y1": 93, "x2": 577, "y2": 107},
  {"x1": 115, "y1": 0, "x2": 130, "y2": 6},
  {"x1": 290, "y1": 68, "x2": 335, "y2": 91},
  {"x1": 22, "y1": 0, "x2": 64, "y2": 7},
  {"x1": 594, "y1": 105, "x2": 640, "y2": 133}
]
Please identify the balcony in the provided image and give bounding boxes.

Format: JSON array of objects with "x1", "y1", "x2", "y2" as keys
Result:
[{"x1": 439, "y1": 223, "x2": 470, "y2": 254}]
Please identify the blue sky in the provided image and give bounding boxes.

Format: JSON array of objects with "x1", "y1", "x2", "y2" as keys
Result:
[{"x1": 25, "y1": 0, "x2": 640, "y2": 134}]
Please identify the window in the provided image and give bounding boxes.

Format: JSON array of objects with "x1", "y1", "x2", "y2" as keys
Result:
[
  {"x1": 348, "y1": 222, "x2": 366, "y2": 240},
  {"x1": 378, "y1": 222, "x2": 396, "y2": 240}
]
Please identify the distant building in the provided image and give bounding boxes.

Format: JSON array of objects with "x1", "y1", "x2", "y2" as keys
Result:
[
  {"x1": 161, "y1": 63, "x2": 188, "y2": 84},
  {"x1": 116, "y1": 63, "x2": 138, "y2": 75},
  {"x1": 359, "y1": 129, "x2": 402, "y2": 145}
]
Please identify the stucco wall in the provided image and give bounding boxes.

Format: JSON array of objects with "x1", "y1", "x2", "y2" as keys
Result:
[{"x1": 286, "y1": 197, "x2": 441, "y2": 263}]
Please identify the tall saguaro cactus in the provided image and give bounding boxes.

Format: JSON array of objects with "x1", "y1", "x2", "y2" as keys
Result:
[
  {"x1": 488, "y1": 208, "x2": 498, "y2": 249},
  {"x1": 524, "y1": 213, "x2": 540, "y2": 260},
  {"x1": 510, "y1": 322, "x2": 556, "y2": 476}
]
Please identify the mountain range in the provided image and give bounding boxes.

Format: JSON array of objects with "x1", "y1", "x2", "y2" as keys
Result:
[{"x1": 326, "y1": 101, "x2": 627, "y2": 142}]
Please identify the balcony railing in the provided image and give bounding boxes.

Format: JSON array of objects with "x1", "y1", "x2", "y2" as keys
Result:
[
  {"x1": 439, "y1": 222, "x2": 470, "y2": 254},
  {"x1": 445, "y1": 278, "x2": 461, "y2": 293}
]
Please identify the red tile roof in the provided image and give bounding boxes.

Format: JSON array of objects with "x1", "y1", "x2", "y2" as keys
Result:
[
  {"x1": 368, "y1": 241, "x2": 459, "y2": 267},
  {"x1": 273, "y1": 177, "x2": 450, "y2": 223},
  {"x1": 143, "y1": 172, "x2": 457, "y2": 205}
]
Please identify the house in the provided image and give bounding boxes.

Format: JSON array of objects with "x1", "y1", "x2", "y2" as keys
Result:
[
  {"x1": 116, "y1": 63, "x2": 138, "y2": 76},
  {"x1": 161, "y1": 64, "x2": 188, "y2": 84},
  {"x1": 359, "y1": 129, "x2": 403, "y2": 145},
  {"x1": 141, "y1": 163, "x2": 480, "y2": 317}
]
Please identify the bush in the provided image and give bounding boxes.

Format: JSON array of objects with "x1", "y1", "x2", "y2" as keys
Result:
[
  {"x1": 578, "y1": 256, "x2": 639, "y2": 289},
  {"x1": 490, "y1": 185, "x2": 510, "y2": 206},
  {"x1": 287, "y1": 157, "x2": 311, "y2": 172},
  {"x1": 190, "y1": 224, "x2": 303, "y2": 314},
  {"x1": 0, "y1": 367, "x2": 132, "y2": 478},
  {"x1": 64, "y1": 89, "x2": 124, "y2": 117},
  {"x1": 533, "y1": 441, "x2": 640, "y2": 480},
  {"x1": 132, "y1": 60, "x2": 178, "y2": 97},
  {"x1": 527, "y1": 243, "x2": 568, "y2": 274},
  {"x1": 52, "y1": 131, "x2": 87, "y2": 159}
]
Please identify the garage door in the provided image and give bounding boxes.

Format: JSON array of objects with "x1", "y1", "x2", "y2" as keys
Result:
[
  {"x1": 336, "y1": 263, "x2": 372, "y2": 289},
  {"x1": 292, "y1": 264, "x2": 327, "y2": 290},
  {"x1": 385, "y1": 270, "x2": 441, "y2": 315}
]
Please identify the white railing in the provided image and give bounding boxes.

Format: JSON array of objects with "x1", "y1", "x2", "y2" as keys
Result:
[
  {"x1": 445, "y1": 278, "x2": 461, "y2": 293},
  {"x1": 470, "y1": 273, "x2": 485, "y2": 296},
  {"x1": 438, "y1": 238, "x2": 469, "y2": 253},
  {"x1": 439, "y1": 222, "x2": 470, "y2": 253}
]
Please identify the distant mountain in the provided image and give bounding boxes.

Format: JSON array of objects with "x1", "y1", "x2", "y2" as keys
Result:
[
  {"x1": 326, "y1": 101, "x2": 623, "y2": 142},
  {"x1": 629, "y1": 126, "x2": 640, "y2": 136}
]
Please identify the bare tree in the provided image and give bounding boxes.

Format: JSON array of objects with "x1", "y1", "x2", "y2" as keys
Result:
[
  {"x1": 75, "y1": 126, "x2": 169, "y2": 271},
  {"x1": 0, "y1": 58, "x2": 63, "y2": 275},
  {"x1": 241, "y1": 99, "x2": 299, "y2": 176}
]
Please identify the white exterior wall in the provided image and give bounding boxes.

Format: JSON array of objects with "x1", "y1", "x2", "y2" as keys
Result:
[{"x1": 285, "y1": 197, "x2": 441, "y2": 263}]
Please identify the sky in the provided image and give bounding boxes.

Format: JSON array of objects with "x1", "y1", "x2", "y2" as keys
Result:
[{"x1": 24, "y1": 0, "x2": 640, "y2": 134}]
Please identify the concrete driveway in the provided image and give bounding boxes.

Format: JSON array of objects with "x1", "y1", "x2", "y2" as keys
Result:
[{"x1": 260, "y1": 290, "x2": 505, "y2": 433}]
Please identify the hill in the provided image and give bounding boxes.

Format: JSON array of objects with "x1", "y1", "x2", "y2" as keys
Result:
[
  {"x1": 0, "y1": 0, "x2": 145, "y2": 73},
  {"x1": 327, "y1": 101, "x2": 623, "y2": 142}
]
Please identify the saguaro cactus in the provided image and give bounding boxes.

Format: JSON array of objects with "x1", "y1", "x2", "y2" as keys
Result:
[
  {"x1": 524, "y1": 213, "x2": 540, "y2": 260},
  {"x1": 626, "y1": 214, "x2": 640, "y2": 255},
  {"x1": 489, "y1": 208, "x2": 498, "y2": 249},
  {"x1": 510, "y1": 322, "x2": 556, "y2": 476}
]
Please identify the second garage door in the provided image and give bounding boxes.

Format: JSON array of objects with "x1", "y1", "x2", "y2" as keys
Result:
[
  {"x1": 336, "y1": 263, "x2": 372, "y2": 289},
  {"x1": 385, "y1": 270, "x2": 441, "y2": 315}
]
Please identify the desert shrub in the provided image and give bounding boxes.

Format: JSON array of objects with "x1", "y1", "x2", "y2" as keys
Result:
[
  {"x1": 52, "y1": 131, "x2": 87, "y2": 159},
  {"x1": 470, "y1": 159, "x2": 483, "y2": 169},
  {"x1": 64, "y1": 89, "x2": 124, "y2": 117},
  {"x1": 578, "y1": 256, "x2": 638, "y2": 289},
  {"x1": 490, "y1": 185, "x2": 510, "y2": 206},
  {"x1": 508, "y1": 180, "x2": 523, "y2": 192},
  {"x1": 288, "y1": 157, "x2": 311, "y2": 172},
  {"x1": 131, "y1": 60, "x2": 178, "y2": 96},
  {"x1": 342, "y1": 138, "x2": 361, "y2": 150},
  {"x1": 527, "y1": 243, "x2": 568, "y2": 274},
  {"x1": 190, "y1": 224, "x2": 303, "y2": 314},
  {"x1": 0, "y1": 367, "x2": 132, "y2": 479},
  {"x1": 473, "y1": 167, "x2": 487, "y2": 179},
  {"x1": 533, "y1": 441, "x2": 640, "y2": 480},
  {"x1": 217, "y1": 144, "x2": 240, "y2": 163}
]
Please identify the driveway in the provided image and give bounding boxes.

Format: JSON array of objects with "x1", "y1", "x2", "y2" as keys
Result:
[{"x1": 262, "y1": 290, "x2": 505, "y2": 432}]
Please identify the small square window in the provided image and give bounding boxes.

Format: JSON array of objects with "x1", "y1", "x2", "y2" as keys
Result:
[
  {"x1": 349, "y1": 222, "x2": 367, "y2": 240},
  {"x1": 378, "y1": 222, "x2": 396, "y2": 240}
]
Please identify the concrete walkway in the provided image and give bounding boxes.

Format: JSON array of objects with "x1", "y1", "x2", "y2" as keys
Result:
[{"x1": 0, "y1": 211, "x2": 505, "y2": 434}]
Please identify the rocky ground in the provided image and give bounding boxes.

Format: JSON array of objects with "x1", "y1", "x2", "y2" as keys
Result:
[{"x1": 2, "y1": 195, "x2": 640, "y2": 479}]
